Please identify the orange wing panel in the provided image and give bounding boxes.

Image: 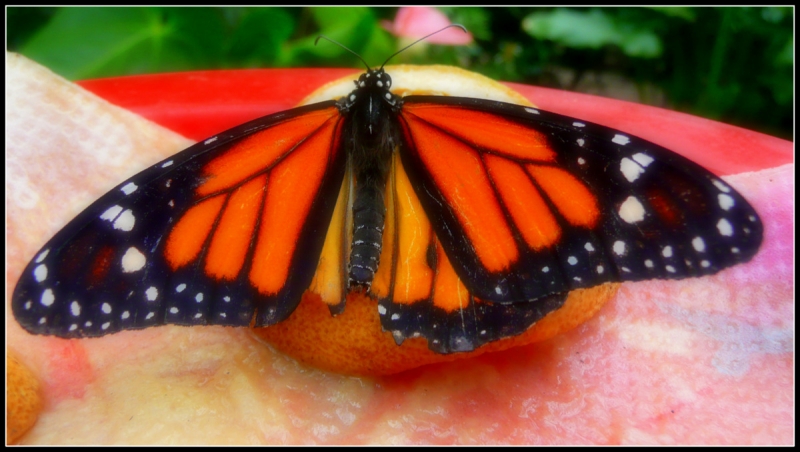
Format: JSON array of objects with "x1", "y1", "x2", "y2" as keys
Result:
[
  {"x1": 527, "y1": 165, "x2": 600, "y2": 228},
  {"x1": 198, "y1": 107, "x2": 339, "y2": 196},
  {"x1": 485, "y1": 155, "x2": 561, "y2": 250},
  {"x1": 402, "y1": 104, "x2": 555, "y2": 162},
  {"x1": 392, "y1": 154, "x2": 434, "y2": 305},
  {"x1": 249, "y1": 117, "x2": 339, "y2": 295},
  {"x1": 205, "y1": 174, "x2": 267, "y2": 280},
  {"x1": 431, "y1": 241, "x2": 470, "y2": 313},
  {"x1": 165, "y1": 195, "x2": 226, "y2": 270},
  {"x1": 309, "y1": 175, "x2": 350, "y2": 308},
  {"x1": 402, "y1": 114, "x2": 518, "y2": 273}
]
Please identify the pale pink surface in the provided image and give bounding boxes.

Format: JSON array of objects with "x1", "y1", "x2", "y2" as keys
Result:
[
  {"x1": 381, "y1": 7, "x2": 473, "y2": 45},
  {"x1": 6, "y1": 54, "x2": 793, "y2": 444}
]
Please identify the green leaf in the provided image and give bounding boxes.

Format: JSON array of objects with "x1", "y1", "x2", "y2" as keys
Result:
[
  {"x1": 774, "y1": 37, "x2": 793, "y2": 67},
  {"x1": 648, "y1": 7, "x2": 696, "y2": 21},
  {"x1": 522, "y1": 8, "x2": 662, "y2": 58},
  {"x1": 21, "y1": 7, "x2": 227, "y2": 79},
  {"x1": 228, "y1": 7, "x2": 296, "y2": 65}
]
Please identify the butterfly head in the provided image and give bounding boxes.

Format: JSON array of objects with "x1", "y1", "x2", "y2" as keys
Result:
[{"x1": 339, "y1": 68, "x2": 401, "y2": 112}]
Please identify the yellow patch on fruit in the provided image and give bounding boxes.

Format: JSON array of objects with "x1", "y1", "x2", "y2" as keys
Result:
[{"x1": 252, "y1": 65, "x2": 619, "y2": 376}]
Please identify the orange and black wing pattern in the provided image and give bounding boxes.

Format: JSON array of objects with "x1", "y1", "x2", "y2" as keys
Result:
[
  {"x1": 374, "y1": 97, "x2": 762, "y2": 352},
  {"x1": 13, "y1": 102, "x2": 347, "y2": 336}
]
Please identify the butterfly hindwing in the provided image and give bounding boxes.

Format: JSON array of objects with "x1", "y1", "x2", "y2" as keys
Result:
[
  {"x1": 12, "y1": 102, "x2": 348, "y2": 337},
  {"x1": 396, "y1": 96, "x2": 763, "y2": 304}
]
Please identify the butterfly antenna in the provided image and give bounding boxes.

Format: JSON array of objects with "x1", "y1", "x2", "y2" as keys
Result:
[
  {"x1": 315, "y1": 34, "x2": 371, "y2": 71},
  {"x1": 380, "y1": 24, "x2": 468, "y2": 69}
]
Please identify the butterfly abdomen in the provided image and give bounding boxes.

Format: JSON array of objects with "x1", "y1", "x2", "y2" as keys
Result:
[{"x1": 349, "y1": 183, "x2": 386, "y2": 288}]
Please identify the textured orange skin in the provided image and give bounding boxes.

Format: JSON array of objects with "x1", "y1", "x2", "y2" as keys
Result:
[
  {"x1": 6, "y1": 353, "x2": 43, "y2": 443},
  {"x1": 252, "y1": 283, "x2": 618, "y2": 376}
]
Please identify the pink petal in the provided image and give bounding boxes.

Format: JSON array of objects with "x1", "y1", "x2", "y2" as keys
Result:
[{"x1": 382, "y1": 7, "x2": 473, "y2": 45}]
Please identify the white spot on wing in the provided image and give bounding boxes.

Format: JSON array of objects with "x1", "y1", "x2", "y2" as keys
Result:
[
  {"x1": 41, "y1": 288, "x2": 55, "y2": 307},
  {"x1": 102, "y1": 302, "x2": 112, "y2": 314},
  {"x1": 662, "y1": 246, "x2": 673, "y2": 258},
  {"x1": 121, "y1": 311, "x2": 130, "y2": 320},
  {"x1": 692, "y1": 237, "x2": 706, "y2": 252},
  {"x1": 632, "y1": 153, "x2": 654, "y2": 167},
  {"x1": 717, "y1": 218, "x2": 733, "y2": 236},
  {"x1": 121, "y1": 247, "x2": 146, "y2": 273},
  {"x1": 113, "y1": 209, "x2": 136, "y2": 231},
  {"x1": 596, "y1": 265, "x2": 604, "y2": 274},
  {"x1": 195, "y1": 293, "x2": 204, "y2": 303},
  {"x1": 121, "y1": 182, "x2": 138, "y2": 195},
  {"x1": 577, "y1": 139, "x2": 585, "y2": 147},
  {"x1": 645, "y1": 259, "x2": 654, "y2": 268},
  {"x1": 666, "y1": 265, "x2": 676, "y2": 273},
  {"x1": 378, "y1": 305, "x2": 387, "y2": 315},
  {"x1": 584, "y1": 242, "x2": 595, "y2": 252},
  {"x1": 619, "y1": 196, "x2": 645, "y2": 224},
  {"x1": 161, "y1": 160, "x2": 174, "y2": 168},
  {"x1": 613, "y1": 240, "x2": 626, "y2": 256},
  {"x1": 146, "y1": 312, "x2": 155, "y2": 320},
  {"x1": 170, "y1": 307, "x2": 179, "y2": 314},
  {"x1": 100, "y1": 205, "x2": 123, "y2": 221},
  {"x1": 176, "y1": 283, "x2": 186, "y2": 293},
  {"x1": 525, "y1": 107, "x2": 540, "y2": 115},
  {"x1": 70, "y1": 301, "x2": 81, "y2": 316},
  {"x1": 34, "y1": 264, "x2": 47, "y2": 282},
  {"x1": 146, "y1": 287, "x2": 158, "y2": 301},
  {"x1": 718, "y1": 194, "x2": 734, "y2": 210},
  {"x1": 102, "y1": 322, "x2": 111, "y2": 330},
  {"x1": 577, "y1": 157, "x2": 586, "y2": 165},
  {"x1": 35, "y1": 249, "x2": 50, "y2": 263},
  {"x1": 573, "y1": 122, "x2": 585, "y2": 128},
  {"x1": 712, "y1": 180, "x2": 730, "y2": 193},
  {"x1": 204, "y1": 137, "x2": 218, "y2": 145},
  {"x1": 568, "y1": 256, "x2": 578, "y2": 265},
  {"x1": 620, "y1": 157, "x2": 645, "y2": 182},
  {"x1": 612, "y1": 134, "x2": 630, "y2": 145}
]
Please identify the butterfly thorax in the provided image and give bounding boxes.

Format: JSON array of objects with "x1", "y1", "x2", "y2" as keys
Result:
[{"x1": 338, "y1": 69, "x2": 403, "y2": 290}]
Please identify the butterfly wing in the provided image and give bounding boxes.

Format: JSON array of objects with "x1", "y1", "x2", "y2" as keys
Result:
[
  {"x1": 375, "y1": 96, "x2": 762, "y2": 350},
  {"x1": 367, "y1": 151, "x2": 568, "y2": 353},
  {"x1": 12, "y1": 102, "x2": 348, "y2": 337}
]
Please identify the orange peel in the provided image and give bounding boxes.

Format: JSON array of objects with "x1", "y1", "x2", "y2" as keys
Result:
[{"x1": 6, "y1": 352, "x2": 43, "y2": 443}]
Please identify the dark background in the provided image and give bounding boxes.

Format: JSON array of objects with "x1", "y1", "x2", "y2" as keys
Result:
[{"x1": 7, "y1": 6, "x2": 793, "y2": 140}]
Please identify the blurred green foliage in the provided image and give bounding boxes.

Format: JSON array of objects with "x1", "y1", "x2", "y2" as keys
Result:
[{"x1": 7, "y1": 6, "x2": 793, "y2": 139}]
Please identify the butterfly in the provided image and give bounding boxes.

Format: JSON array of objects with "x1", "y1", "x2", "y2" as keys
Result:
[{"x1": 11, "y1": 30, "x2": 763, "y2": 355}]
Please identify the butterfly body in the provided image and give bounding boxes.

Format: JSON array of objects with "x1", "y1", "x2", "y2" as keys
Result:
[
  {"x1": 339, "y1": 69, "x2": 401, "y2": 290},
  {"x1": 12, "y1": 65, "x2": 763, "y2": 355}
]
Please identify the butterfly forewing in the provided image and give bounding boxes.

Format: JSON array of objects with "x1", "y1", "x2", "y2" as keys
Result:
[
  {"x1": 12, "y1": 102, "x2": 347, "y2": 337},
  {"x1": 396, "y1": 96, "x2": 762, "y2": 305}
]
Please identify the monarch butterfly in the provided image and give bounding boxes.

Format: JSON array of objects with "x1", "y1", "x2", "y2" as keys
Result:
[{"x1": 11, "y1": 29, "x2": 763, "y2": 355}]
